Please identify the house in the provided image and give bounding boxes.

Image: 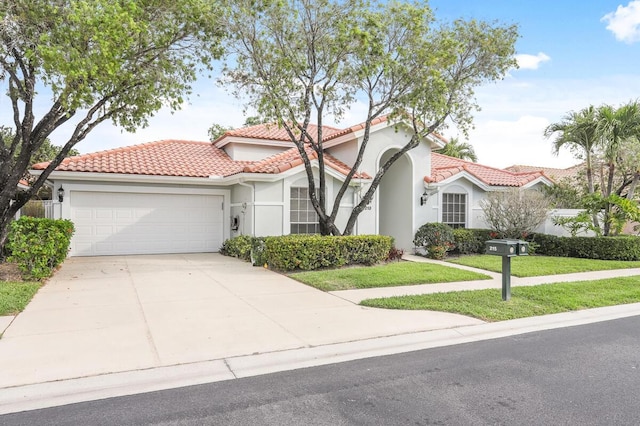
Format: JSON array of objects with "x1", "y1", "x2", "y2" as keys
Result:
[
  {"x1": 504, "y1": 164, "x2": 583, "y2": 182},
  {"x1": 31, "y1": 117, "x2": 553, "y2": 257}
]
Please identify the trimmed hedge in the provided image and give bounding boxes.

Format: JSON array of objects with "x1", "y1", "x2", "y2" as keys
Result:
[
  {"x1": 220, "y1": 234, "x2": 393, "y2": 271},
  {"x1": 6, "y1": 217, "x2": 75, "y2": 280},
  {"x1": 264, "y1": 234, "x2": 392, "y2": 271},
  {"x1": 219, "y1": 235, "x2": 253, "y2": 261},
  {"x1": 529, "y1": 233, "x2": 640, "y2": 261}
]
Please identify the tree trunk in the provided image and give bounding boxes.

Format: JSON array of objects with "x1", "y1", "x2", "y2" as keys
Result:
[{"x1": 626, "y1": 172, "x2": 640, "y2": 200}]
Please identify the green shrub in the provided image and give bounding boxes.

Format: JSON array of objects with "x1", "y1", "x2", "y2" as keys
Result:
[
  {"x1": 250, "y1": 237, "x2": 267, "y2": 266},
  {"x1": 263, "y1": 234, "x2": 392, "y2": 271},
  {"x1": 220, "y1": 235, "x2": 253, "y2": 261},
  {"x1": 341, "y1": 235, "x2": 393, "y2": 266},
  {"x1": 413, "y1": 223, "x2": 455, "y2": 259},
  {"x1": 529, "y1": 233, "x2": 640, "y2": 261},
  {"x1": 6, "y1": 217, "x2": 75, "y2": 280},
  {"x1": 451, "y1": 228, "x2": 490, "y2": 255}
]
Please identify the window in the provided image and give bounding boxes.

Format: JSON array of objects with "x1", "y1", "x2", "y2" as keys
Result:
[
  {"x1": 290, "y1": 187, "x2": 320, "y2": 234},
  {"x1": 442, "y1": 193, "x2": 466, "y2": 228}
]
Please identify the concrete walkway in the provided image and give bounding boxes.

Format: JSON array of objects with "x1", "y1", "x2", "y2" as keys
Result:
[{"x1": 1, "y1": 252, "x2": 640, "y2": 414}]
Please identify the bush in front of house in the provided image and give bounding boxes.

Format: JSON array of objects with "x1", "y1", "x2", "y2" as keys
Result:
[
  {"x1": 413, "y1": 223, "x2": 455, "y2": 259},
  {"x1": 451, "y1": 228, "x2": 495, "y2": 255},
  {"x1": 480, "y1": 188, "x2": 549, "y2": 239},
  {"x1": 220, "y1": 234, "x2": 392, "y2": 271},
  {"x1": 219, "y1": 234, "x2": 253, "y2": 261},
  {"x1": 6, "y1": 217, "x2": 75, "y2": 280},
  {"x1": 252, "y1": 234, "x2": 392, "y2": 271},
  {"x1": 529, "y1": 233, "x2": 640, "y2": 261}
]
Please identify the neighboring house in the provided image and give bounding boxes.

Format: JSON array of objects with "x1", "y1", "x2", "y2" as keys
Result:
[
  {"x1": 31, "y1": 117, "x2": 553, "y2": 257},
  {"x1": 504, "y1": 164, "x2": 583, "y2": 182},
  {"x1": 424, "y1": 153, "x2": 554, "y2": 232}
]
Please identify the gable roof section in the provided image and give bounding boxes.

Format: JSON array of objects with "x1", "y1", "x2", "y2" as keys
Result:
[
  {"x1": 216, "y1": 116, "x2": 447, "y2": 149},
  {"x1": 32, "y1": 140, "x2": 250, "y2": 178},
  {"x1": 32, "y1": 139, "x2": 370, "y2": 179},
  {"x1": 243, "y1": 145, "x2": 371, "y2": 178},
  {"x1": 504, "y1": 164, "x2": 583, "y2": 181},
  {"x1": 426, "y1": 153, "x2": 549, "y2": 187},
  {"x1": 215, "y1": 122, "x2": 343, "y2": 146}
]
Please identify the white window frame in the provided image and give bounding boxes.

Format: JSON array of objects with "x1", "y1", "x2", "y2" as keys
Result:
[
  {"x1": 289, "y1": 186, "x2": 320, "y2": 234},
  {"x1": 442, "y1": 192, "x2": 467, "y2": 228}
]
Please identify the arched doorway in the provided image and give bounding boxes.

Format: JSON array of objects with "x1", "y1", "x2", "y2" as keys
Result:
[{"x1": 378, "y1": 149, "x2": 413, "y2": 250}]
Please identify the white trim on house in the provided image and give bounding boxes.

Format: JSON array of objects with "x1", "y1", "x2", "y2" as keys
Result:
[
  {"x1": 33, "y1": 170, "x2": 217, "y2": 186},
  {"x1": 214, "y1": 136, "x2": 294, "y2": 149},
  {"x1": 429, "y1": 173, "x2": 554, "y2": 193}
]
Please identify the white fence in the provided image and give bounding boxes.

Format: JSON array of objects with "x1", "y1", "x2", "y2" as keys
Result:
[
  {"x1": 535, "y1": 209, "x2": 594, "y2": 237},
  {"x1": 17, "y1": 200, "x2": 54, "y2": 219}
]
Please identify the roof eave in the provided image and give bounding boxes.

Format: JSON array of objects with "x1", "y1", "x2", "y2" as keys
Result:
[{"x1": 30, "y1": 170, "x2": 226, "y2": 186}]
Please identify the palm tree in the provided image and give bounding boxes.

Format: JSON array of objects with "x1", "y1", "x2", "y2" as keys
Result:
[
  {"x1": 436, "y1": 137, "x2": 478, "y2": 162},
  {"x1": 595, "y1": 101, "x2": 640, "y2": 235},
  {"x1": 544, "y1": 106, "x2": 599, "y2": 194},
  {"x1": 596, "y1": 101, "x2": 640, "y2": 197}
]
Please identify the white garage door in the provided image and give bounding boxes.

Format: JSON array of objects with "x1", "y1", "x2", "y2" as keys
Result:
[{"x1": 70, "y1": 191, "x2": 224, "y2": 256}]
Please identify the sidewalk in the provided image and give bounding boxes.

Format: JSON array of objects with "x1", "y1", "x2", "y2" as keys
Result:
[{"x1": 1, "y1": 253, "x2": 640, "y2": 415}]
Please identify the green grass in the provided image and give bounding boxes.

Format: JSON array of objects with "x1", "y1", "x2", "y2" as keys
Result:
[
  {"x1": 447, "y1": 255, "x2": 640, "y2": 277},
  {"x1": 288, "y1": 261, "x2": 491, "y2": 291},
  {"x1": 360, "y1": 276, "x2": 640, "y2": 321},
  {"x1": 0, "y1": 281, "x2": 41, "y2": 316}
]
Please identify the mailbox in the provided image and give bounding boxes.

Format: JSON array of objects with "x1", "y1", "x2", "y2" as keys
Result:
[
  {"x1": 485, "y1": 239, "x2": 529, "y2": 257},
  {"x1": 484, "y1": 239, "x2": 529, "y2": 301}
]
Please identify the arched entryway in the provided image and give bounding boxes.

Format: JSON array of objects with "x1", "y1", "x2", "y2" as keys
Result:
[{"x1": 378, "y1": 149, "x2": 413, "y2": 250}]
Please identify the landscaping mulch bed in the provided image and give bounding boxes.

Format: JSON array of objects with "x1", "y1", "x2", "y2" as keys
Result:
[{"x1": 0, "y1": 262, "x2": 23, "y2": 282}]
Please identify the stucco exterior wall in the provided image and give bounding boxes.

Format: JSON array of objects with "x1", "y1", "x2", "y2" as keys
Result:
[
  {"x1": 224, "y1": 143, "x2": 285, "y2": 162},
  {"x1": 230, "y1": 183, "x2": 254, "y2": 238}
]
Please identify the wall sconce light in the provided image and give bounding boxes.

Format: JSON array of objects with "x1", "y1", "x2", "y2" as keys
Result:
[
  {"x1": 420, "y1": 188, "x2": 438, "y2": 206},
  {"x1": 58, "y1": 186, "x2": 65, "y2": 203}
]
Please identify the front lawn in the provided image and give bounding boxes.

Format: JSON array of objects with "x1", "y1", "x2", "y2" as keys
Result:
[
  {"x1": 288, "y1": 261, "x2": 491, "y2": 291},
  {"x1": 447, "y1": 255, "x2": 640, "y2": 277},
  {"x1": 0, "y1": 281, "x2": 41, "y2": 316},
  {"x1": 360, "y1": 276, "x2": 640, "y2": 321}
]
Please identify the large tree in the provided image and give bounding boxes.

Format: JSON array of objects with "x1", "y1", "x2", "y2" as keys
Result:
[
  {"x1": 222, "y1": 0, "x2": 517, "y2": 235},
  {"x1": 0, "y1": 0, "x2": 224, "y2": 248}
]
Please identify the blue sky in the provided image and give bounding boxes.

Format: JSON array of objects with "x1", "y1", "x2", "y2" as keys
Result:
[{"x1": 48, "y1": 1, "x2": 640, "y2": 168}]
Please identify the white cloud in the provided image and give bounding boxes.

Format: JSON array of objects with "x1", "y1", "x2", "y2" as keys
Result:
[
  {"x1": 602, "y1": 1, "x2": 640, "y2": 43},
  {"x1": 467, "y1": 115, "x2": 572, "y2": 169},
  {"x1": 447, "y1": 73, "x2": 640, "y2": 169},
  {"x1": 515, "y1": 52, "x2": 551, "y2": 70}
]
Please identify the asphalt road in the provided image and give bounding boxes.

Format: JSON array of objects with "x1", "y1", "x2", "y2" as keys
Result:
[{"x1": 3, "y1": 315, "x2": 640, "y2": 425}]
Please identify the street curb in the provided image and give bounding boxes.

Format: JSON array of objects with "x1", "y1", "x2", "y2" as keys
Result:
[{"x1": 1, "y1": 303, "x2": 639, "y2": 416}]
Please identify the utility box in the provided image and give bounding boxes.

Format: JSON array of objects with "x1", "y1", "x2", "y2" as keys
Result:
[{"x1": 485, "y1": 239, "x2": 529, "y2": 257}]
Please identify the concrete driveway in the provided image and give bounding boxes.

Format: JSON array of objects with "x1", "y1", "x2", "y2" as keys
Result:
[{"x1": 0, "y1": 254, "x2": 482, "y2": 388}]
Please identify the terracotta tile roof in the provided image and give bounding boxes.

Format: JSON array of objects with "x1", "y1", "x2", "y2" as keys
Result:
[
  {"x1": 32, "y1": 140, "x2": 251, "y2": 178},
  {"x1": 32, "y1": 139, "x2": 371, "y2": 179},
  {"x1": 322, "y1": 115, "x2": 390, "y2": 142},
  {"x1": 504, "y1": 164, "x2": 583, "y2": 181},
  {"x1": 217, "y1": 123, "x2": 342, "y2": 144},
  {"x1": 243, "y1": 145, "x2": 371, "y2": 178},
  {"x1": 426, "y1": 153, "x2": 548, "y2": 187}
]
